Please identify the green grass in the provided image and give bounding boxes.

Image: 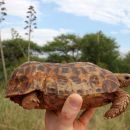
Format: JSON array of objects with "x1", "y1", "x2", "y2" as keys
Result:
[{"x1": 0, "y1": 86, "x2": 130, "y2": 130}]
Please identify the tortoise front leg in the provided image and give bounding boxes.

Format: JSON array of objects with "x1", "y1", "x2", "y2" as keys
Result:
[
  {"x1": 22, "y1": 92, "x2": 40, "y2": 109},
  {"x1": 105, "y1": 89, "x2": 130, "y2": 119}
]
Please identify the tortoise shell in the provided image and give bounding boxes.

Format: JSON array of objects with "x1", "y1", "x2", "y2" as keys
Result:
[{"x1": 6, "y1": 61, "x2": 120, "y2": 98}]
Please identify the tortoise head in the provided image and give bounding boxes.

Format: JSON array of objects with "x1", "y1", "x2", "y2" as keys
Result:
[{"x1": 114, "y1": 73, "x2": 130, "y2": 88}]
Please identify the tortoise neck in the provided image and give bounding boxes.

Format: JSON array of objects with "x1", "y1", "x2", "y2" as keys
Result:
[
  {"x1": 114, "y1": 73, "x2": 130, "y2": 88},
  {"x1": 119, "y1": 81, "x2": 130, "y2": 88}
]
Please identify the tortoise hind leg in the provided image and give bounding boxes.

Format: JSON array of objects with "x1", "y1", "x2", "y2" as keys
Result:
[
  {"x1": 22, "y1": 92, "x2": 40, "y2": 109},
  {"x1": 105, "y1": 89, "x2": 130, "y2": 119}
]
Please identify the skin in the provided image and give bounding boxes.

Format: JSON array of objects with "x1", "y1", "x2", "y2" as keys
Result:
[
  {"x1": 45, "y1": 94, "x2": 95, "y2": 130},
  {"x1": 114, "y1": 73, "x2": 130, "y2": 88},
  {"x1": 105, "y1": 88, "x2": 130, "y2": 118}
]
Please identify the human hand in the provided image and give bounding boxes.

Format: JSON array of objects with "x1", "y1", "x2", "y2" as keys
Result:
[{"x1": 45, "y1": 93, "x2": 95, "y2": 130}]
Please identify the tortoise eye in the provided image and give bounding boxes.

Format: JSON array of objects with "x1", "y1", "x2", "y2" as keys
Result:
[{"x1": 125, "y1": 76, "x2": 129, "y2": 80}]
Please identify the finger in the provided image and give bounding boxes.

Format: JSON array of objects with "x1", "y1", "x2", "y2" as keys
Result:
[
  {"x1": 79, "y1": 108, "x2": 95, "y2": 126},
  {"x1": 59, "y1": 93, "x2": 83, "y2": 127}
]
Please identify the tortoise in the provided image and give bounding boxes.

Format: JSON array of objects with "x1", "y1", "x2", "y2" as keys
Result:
[{"x1": 6, "y1": 61, "x2": 130, "y2": 119}]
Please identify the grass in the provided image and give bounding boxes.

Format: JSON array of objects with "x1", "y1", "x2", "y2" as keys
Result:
[
  {"x1": 0, "y1": 87, "x2": 45, "y2": 130},
  {"x1": 0, "y1": 86, "x2": 130, "y2": 130}
]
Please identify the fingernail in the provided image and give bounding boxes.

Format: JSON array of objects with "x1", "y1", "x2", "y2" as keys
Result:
[{"x1": 69, "y1": 96, "x2": 81, "y2": 110}]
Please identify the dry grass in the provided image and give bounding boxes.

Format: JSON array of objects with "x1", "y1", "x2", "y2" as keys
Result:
[
  {"x1": 0, "y1": 88, "x2": 45, "y2": 130},
  {"x1": 0, "y1": 86, "x2": 130, "y2": 130}
]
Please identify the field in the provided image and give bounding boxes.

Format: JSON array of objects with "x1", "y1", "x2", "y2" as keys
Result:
[{"x1": 0, "y1": 86, "x2": 130, "y2": 130}]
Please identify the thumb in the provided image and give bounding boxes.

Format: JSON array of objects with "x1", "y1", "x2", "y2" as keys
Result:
[{"x1": 59, "y1": 93, "x2": 83, "y2": 127}]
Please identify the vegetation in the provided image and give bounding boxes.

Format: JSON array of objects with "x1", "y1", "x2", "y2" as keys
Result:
[
  {"x1": 0, "y1": 31, "x2": 130, "y2": 81},
  {"x1": 24, "y1": 5, "x2": 37, "y2": 61},
  {"x1": 0, "y1": 38, "x2": 44, "y2": 80},
  {"x1": 0, "y1": 32, "x2": 130, "y2": 130},
  {"x1": 0, "y1": 0, "x2": 7, "y2": 84},
  {"x1": 0, "y1": 0, "x2": 130, "y2": 129},
  {"x1": 0, "y1": 4, "x2": 130, "y2": 128}
]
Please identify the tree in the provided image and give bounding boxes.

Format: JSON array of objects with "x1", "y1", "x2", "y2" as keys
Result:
[
  {"x1": 124, "y1": 52, "x2": 130, "y2": 64},
  {"x1": 24, "y1": 5, "x2": 37, "y2": 61},
  {"x1": 42, "y1": 33, "x2": 120, "y2": 69},
  {"x1": 10, "y1": 28, "x2": 27, "y2": 58},
  {"x1": 46, "y1": 53, "x2": 71, "y2": 63},
  {"x1": 0, "y1": 0, "x2": 7, "y2": 84},
  {"x1": 119, "y1": 52, "x2": 130, "y2": 73},
  {"x1": 11, "y1": 28, "x2": 22, "y2": 39},
  {"x1": 80, "y1": 32, "x2": 120, "y2": 71},
  {"x1": 2, "y1": 39, "x2": 42, "y2": 62},
  {"x1": 43, "y1": 34, "x2": 81, "y2": 62},
  {"x1": 0, "y1": 39, "x2": 43, "y2": 80}
]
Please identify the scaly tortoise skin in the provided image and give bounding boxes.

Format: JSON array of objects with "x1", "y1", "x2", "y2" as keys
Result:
[{"x1": 6, "y1": 61, "x2": 130, "y2": 119}]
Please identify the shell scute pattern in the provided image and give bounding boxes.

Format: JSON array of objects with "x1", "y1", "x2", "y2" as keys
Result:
[
  {"x1": 46, "y1": 62, "x2": 119, "y2": 96},
  {"x1": 7, "y1": 62, "x2": 46, "y2": 96},
  {"x1": 61, "y1": 67, "x2": 69, "y2": 73},
  {"x1": 6, "y1": 61, "x2": 120, "y2": 98}
]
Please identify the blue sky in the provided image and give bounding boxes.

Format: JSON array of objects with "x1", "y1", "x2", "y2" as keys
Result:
[{"x1": 2, "y1": 0, "x2": 130, "y2": 54}]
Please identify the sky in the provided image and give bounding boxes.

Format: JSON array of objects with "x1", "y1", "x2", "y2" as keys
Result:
[{"x1": 1, "y1": 0, "x2": 130, "y2": 54}]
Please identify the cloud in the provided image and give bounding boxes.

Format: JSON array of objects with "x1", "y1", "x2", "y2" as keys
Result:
[
  {"x1": 111, "y1": 29, "x2": 130, "y2": 35},
  {"x1": 32, "y1": 28, "x2": 72, "y2": 45},
  {"x1": 2, "y1": 0, "x2": 72, "y2": 45},
  {"x1": 42, "y1": 0, "x2": 130, "y2": 28},
  {"x1": 5, "y1": 0, "x2": 40, "y2": 18},
  {"x1": 2, "y1": 27, "x2": 72, "y2": 45}
]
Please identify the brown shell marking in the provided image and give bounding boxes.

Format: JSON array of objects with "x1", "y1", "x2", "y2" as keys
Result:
[
  {"x1": 6, "y1": 61, "x2": 120, "y2": 97},
  {"x1": 6, "y1": 61, "x2": 45, "y2": 96}
]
